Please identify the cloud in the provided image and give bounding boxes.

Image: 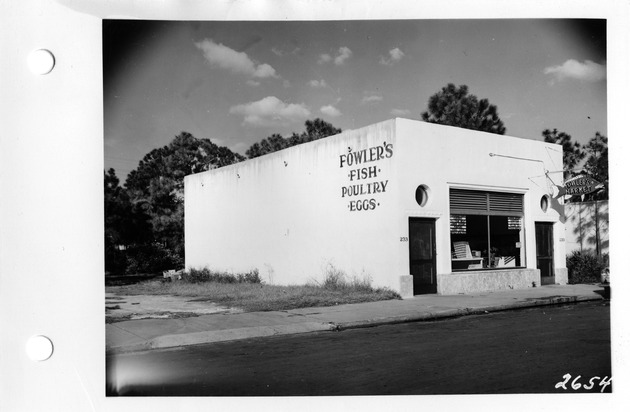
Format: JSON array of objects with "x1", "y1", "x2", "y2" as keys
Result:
[
  {"x1": 543, "y1": 59, "x2": 606, "y2": 83},
  {"x1": 308, "y1": 79, "x2": 328, "y2": 88},
  {"x1": 361, "y1": 95, "x2": 383, "y2": 104},
  {"x1": 229, "y1": 96, "x2": 311, "y2": 127},
  {"x1": 272, "y1": 46, "x2": 301, "y2": 57},
  {"x1": 194, "y1": 38, "x2": 278, "y2": 79},
  {"x1": 334, "y1": 47, "x2": 353, "y2": 65},
  {"x1": 318, "y1": 47, "x2": 353, "y2": 65},
  {"x1": 253, "y1": 63, "x2": 277, "y2": 78},
  {"x1": 391, "y1": 108, "x2": 410, "y2": 116},
  {"x1": 320, "y1": 105, "x2": 342, "y2": 117},
  {"x1": 318, "y1": 53, "x2": 332, "y2": 64},
  {"x1": 379, "y1": 47, "x2": 405, "y2": 65},
  {"x1": 246, "y1": 80, "x2": 260, "y2": 87},
  {"x1": 389, "y1": 48, "x2": 404, "y2": 61}
]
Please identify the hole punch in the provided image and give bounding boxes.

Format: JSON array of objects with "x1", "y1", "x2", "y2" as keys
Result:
[
  {"x1": 27, "y1": 49, "x2": 55, "y2": 75},
  {"x1": 25, "y1": 335, "x2": 54, "y2": 361}
]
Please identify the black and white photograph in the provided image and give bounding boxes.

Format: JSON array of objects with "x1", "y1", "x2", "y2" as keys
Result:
[
  {"x1": 2, "y1": 1, "x2": 628, "y2": 411},
  {"x1": 103, "y1": 18, "x2": 611, "y2": 396}
]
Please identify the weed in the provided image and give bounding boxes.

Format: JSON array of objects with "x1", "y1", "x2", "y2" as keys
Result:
[
  {"x1": 107, "y1": 264, "x2": 400, "y2": 313},
  {"x1": 311, "y1": 264, "x2": 384, "y2": 294}
]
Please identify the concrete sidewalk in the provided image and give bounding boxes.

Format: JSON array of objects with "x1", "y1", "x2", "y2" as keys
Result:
[{"x1": 106, "y1": 284, "x2": 607, "y2": 354}]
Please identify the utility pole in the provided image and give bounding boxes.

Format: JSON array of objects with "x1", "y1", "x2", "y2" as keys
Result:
[
  {"x1": 594, "y1": 199, "x2": 600, "y2": 257},
  {"x1": 578, "y1": 203, "x2": 583, "y2": 253}
]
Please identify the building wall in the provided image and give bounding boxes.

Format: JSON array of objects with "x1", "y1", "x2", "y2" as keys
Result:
[
  {"x1": 185, "y1": 120, "x2": 402, "y2": 289},
  {"x1": 393, "y1": 119, "x2": 565, "y2": 292},
  {"x1": 564, "y1": 200, "x2": 609, "y2": 256},
  {"x1": 437, "y1": 269, "x2": 540, "y2": 295},
  {"x1": 185, "y1": 118, "x2": 566, "y2": 295}
]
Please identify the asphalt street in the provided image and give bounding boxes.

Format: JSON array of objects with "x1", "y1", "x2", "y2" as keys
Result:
[{"x1": 106, "y1": 300, "x2": 611, "y2": 396}]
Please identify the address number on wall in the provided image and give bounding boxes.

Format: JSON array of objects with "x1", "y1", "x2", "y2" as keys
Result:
[{"x1": 400, "y1": 237, "x2": 409, "y2": 242}]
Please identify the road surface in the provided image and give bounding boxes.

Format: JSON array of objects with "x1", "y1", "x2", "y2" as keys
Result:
[{"x1": 107, "y1": 300, "x2": 611, "y2": 396}]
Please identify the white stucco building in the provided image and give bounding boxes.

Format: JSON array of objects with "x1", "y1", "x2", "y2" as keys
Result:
[{"x1": 184, "y1": 118, "x2": 567, "y2": 297}]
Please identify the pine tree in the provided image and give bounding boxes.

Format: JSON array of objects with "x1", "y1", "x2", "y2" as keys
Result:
[
  {"x1": 582, "y1": 132, "x2": 608, "y2": 201},
  {"x1": 124, "y1": 132, "x2": 245, "y2": 259},
  {"x1": 421, "y1": 84, "x2": 506, "y2": 135},
  {"x1": 542, "y1": 129, "x2": 585, "y2": 179}
]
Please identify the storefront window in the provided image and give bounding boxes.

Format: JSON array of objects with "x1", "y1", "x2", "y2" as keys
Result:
[{"x1": 449, "y1": 189, "x2": 525, "y2": 271}]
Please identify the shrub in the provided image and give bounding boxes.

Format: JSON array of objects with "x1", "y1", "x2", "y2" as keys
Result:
[
  {"x1": 182, "y1": 268, "x2": 262, "y2": 284},
  {"x1": 237, "y1": 269, "x2": 263, "y2": 284},
  {"x1": 105, "y1": 241, "x2": 128, "y2": 276},
  {"x1": 125, "y1": 243, "x2": 183, "y2": 275},
  {"x1": 566, "y1": 251, "x2": 608, "y2": 284}
]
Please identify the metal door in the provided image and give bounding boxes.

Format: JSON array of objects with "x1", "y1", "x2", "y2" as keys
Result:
[
  {"x1": 535, "y1": 222, "x2": 555, "y2": 285},
  {"x1": 409, "y1": 218, "x2": 437, "y2": 294}
]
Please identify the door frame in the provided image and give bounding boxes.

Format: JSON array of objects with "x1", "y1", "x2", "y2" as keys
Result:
[
  {"x1": 535, "y1": 221, "x2": 555, "y2": 285},
  {"x1": 408, "y1": 217, "x2": 437, "y2": 294}
]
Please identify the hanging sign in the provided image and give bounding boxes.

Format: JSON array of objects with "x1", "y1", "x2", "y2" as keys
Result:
[{"x1": 563, "y1": 175, "x2": 602, "y2": 195}]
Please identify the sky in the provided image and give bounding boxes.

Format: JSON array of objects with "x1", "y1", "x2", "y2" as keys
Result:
[{"x1": 103, "y1": 19, "x2": 607, "y2": 181}]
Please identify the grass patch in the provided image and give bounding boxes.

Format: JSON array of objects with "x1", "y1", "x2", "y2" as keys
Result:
[
  {"x1": 107, "y1": 266, "x2": 401, "y2": 312},
  {"x1": 182, "y1": 267, "x2": 263, "y2": 284}
]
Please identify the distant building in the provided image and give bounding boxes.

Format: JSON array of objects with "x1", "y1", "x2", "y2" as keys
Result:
[{"x1": 185, "y1": 118, "x2": 567, "y2": 297}]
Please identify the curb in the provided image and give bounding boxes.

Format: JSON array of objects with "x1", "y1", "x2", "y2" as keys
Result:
[
  {"x1": 107, "y1": 294, "x2": 605, "y2": 354},
  {"x1": 150, "y1": 322, "x2": 336, "y2": 349},
  {"x1": 333, "y1": 294, "x2": 604, "y2": 331},
  {"x1": 107, "y1": 321, "x2": 336, "y2": 354}
]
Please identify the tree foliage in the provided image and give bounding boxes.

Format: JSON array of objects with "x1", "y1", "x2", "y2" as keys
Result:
[
  {"x1": 542, "y1": 128, "x2": 585, "y2": 180},
  {"x1": 246, "y1": 118, "x2": 342, "y2": 159},
  {"x1": 104, "y1": 168, "x2": 151, "y2": 246},
  {"x1": 302, "y1": 118, "x2": 343, "y2": 141},
  {"x1": 421, "y1": 83, "x2": 506, "y2": 135},
  {"x1": 542, "y1": 129, "x2": 608, "y2": 201},
  {"x1": 582, "y1": 132, "x2": 608, "y2": 201},
  {"x1": 104, "y1": 167, "x2": 125, "y2": 246},
  {"x1": 105, "y1": 132, "x2": 245, "y2": 274},
  {"x1": 245, "y1": 133, "x2": 292, "y2": 159},
  {"x1": 125, "y1": 132, "x2": 245, "y2": 255},
  {"x1": 104, "y1": 168, "x2": 153, "y2": 274}
]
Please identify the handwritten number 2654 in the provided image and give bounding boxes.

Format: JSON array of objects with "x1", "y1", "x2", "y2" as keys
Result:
[{"x1": 555, "y1": 373, "x2": 612, "y2": 392}]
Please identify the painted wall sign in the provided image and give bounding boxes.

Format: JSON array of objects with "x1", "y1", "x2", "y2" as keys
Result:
[
  {"x1": 339, "y1": 142, "x2": 393, "y2": 168},
  {"x1": 339, "y1": 142, "x2": 394, "y2": 212},
  {"x1": 563, "y1": 175, "x2": 602, "y2": 196}
]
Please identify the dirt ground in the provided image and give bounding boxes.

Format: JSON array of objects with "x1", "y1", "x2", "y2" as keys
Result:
[{"x1": 105, "y1": 292, "x2": 242, "y2": 323}]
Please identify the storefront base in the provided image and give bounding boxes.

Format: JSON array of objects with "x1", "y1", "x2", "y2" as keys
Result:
[
  {"x1": 437, "y1": 269, "x2": 541, "y2": 295},
  {"x1": 555, "y1": 268, "x2": 568, "y2": 285},
  {"x1": 399, "y1": 275, "x2": 414, "y2": 299}
]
